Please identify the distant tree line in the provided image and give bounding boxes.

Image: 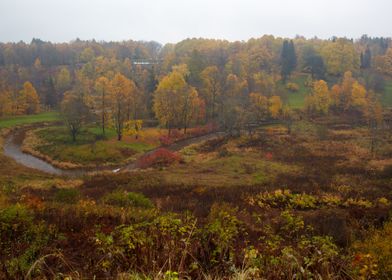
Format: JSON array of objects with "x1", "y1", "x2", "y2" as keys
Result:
[{"x1": 0, "y1": 35, "x2": 391, "y2": 140}]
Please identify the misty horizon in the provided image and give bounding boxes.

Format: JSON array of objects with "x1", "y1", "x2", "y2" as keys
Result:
[
  {"x1": 0, "y1": 33, "x2": 389, "y2": 46},
  {"x1": 1, "y1": 0, "x2": 391, "y2": 44}
]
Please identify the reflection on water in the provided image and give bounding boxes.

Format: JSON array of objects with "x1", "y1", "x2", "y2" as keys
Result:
[
  {"x1": 3, "y1": 130, "x2": 84, "y2": 177},
  {"x1": 4, "y1": 134, "x2": 64, "y2": 175}
]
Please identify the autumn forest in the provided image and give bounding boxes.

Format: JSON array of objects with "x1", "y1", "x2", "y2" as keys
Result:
[{"x1": 1, "y1": 34, "x2": 392, "y2": 279}]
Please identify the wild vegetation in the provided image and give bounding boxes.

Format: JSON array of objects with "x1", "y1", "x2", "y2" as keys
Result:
[{"x1": 1, "y1": 34, "x2": 392, "y2": 279}]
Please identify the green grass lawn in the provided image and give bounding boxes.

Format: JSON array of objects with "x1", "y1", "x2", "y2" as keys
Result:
[
  {"x1": 279, "y1": 74, "x2": 310, "y2": 109},
  {"x1": 380, "y1": 79, "x2": 392, "y2": 107},
  {"x1": 33, "y1": 126, "x2": 156, "y2": 165},
  {"x1": 0, "y1": 112, "x2": 60, "y2": 129}
]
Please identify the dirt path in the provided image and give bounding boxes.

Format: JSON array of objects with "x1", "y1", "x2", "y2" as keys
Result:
[{"x1": 3, "y1": 127, "x2": 225, "y2": 177}]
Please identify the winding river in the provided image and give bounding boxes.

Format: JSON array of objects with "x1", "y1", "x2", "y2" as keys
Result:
[{"x1": 3, "y1": 127, "x2": 225, "y2": 177}]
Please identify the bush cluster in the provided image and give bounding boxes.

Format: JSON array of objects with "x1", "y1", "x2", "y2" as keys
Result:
[{"x1": 136, "y1": 148, "x2": 182, "y2": 169}]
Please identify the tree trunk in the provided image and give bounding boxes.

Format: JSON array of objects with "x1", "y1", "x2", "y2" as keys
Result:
[
  {"x1": 102, "y1": 114, "x2": 105, "y2": 135},
  {"x1": 72, "y1": 129, "x2": 76, "y2": 142},
  {"x1": 102, "y1": 90, "x2": 105, "y2": 135}
]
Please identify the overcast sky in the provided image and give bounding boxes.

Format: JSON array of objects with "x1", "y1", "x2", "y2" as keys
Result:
[{"x1": 0, "y1": 0, "x2": 391, "y2": 44}]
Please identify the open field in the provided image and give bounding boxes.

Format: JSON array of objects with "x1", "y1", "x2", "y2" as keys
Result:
[
  {"x1": 25, "y1": 126, "x2": 158, "y2": 167},
  {"x1": 0, "y1": 112, "x2": 60, "y2": 129},
  {"x1": 2, "y1": 119, "x2": 392, "y2": 279},
  {"x1": 380, "y1": 79, "x2": 392, "y2": 107},
  {"x1": 279, "y1": 74, "x2": 310, "y2": 109},
  {"x1": 1, "y1": 30, "x2": 392, "y2": 279}
]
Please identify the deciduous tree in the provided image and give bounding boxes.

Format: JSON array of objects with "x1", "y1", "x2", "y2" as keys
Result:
[
  {"x1": 61, "y1": 91, "x2": 89, "y2": 142},
  {"x1": 20, "y1": 81, "x2": 40, "y2": 114},
  {"x1": 201, "y1": 66, "x2": 221, "y2": 121},
  {"x1": 94, "y1": 76, "x2": 113, "y2": 135},
  {"x1": 111, "y1": 73, "x2": 134, "y2": 141}
]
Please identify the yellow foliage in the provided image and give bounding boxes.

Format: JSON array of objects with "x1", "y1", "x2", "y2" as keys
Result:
[
  {"x1": 269, "y1": 96, "x2": 282, "y2": 118},
  {"x1": 153, "y1": 66, "x2": 201, "y2": 131},
  {"x1": 305, "y1": 80, "x2": 330, "y2": 114},
  {"x1": 321, "y1": 39, "x2": 360, "y2": 76},
  {"x1": 351, "y1": 81, "x2": 367, "y2": 110},
  {"x1": 19, "y1": 81, "x2": 40, "y2": 114}
]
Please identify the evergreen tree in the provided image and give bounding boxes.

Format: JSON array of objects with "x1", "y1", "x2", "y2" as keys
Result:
[
  {"x1": 281, "y1": 40, "x2": 297, "y2": 81},
  {"x1": 42, "y1": 76, "x2": 57, "y2": 108},
  {"x1": 303, "y1": 46, "x2": 325, "y2": 79},
  {"x1": 360, "y1": 47, "x2": 372, "y2": 69}
]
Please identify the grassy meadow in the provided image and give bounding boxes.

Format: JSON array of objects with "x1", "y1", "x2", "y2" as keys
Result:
[{"x1": 0, "y1": 111, "x2": 60, "y2": 128}]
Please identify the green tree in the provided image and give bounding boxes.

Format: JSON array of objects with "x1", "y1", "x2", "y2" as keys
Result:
[
  {"x1": 61, "y1": 91, "x2": 90, "y2": 142},
  {"x1": 360, "y1": 47, "x2": 372, "y2": 69},
  {"x1": 281, "y1": 40, "x2": 297, "y2": 82}
]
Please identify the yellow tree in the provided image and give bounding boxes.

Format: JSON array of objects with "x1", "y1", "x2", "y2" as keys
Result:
[
  {"x1": 220, "y1": 74, "x2": 248, "y2": 133},
  {"x1": 0, "y1": 89, "x2": 12, "y2": 116},
  {"x1": 111, "y1": 73, "x2": 134, "y2": 141},
  {"x1": 124, "y1": 80, "x2": 138, "y2": 121},
  {"x1": 321, "y1": 39, "x2": 360, "y2": 76},
  {"x1": 20, "y1": 81, "x2": 40, "y2": 114},
  {"x1": 341, "y1": 71, "x2": 355, "y2": 110},
  {"x1": 330, "y1": 84, "x2": 342, "y2": 109},
  {"x1": 201, "y1": 66, "x2": 221, "y2": 120},
  {"x1": 351, "y1": 81, "x2": 368, "y2": 113},
  {"x1": 269, "y1": 96, "x2": 283, "y2": 118},
  {"x1": 305, "y1": 80, "x2": 331, "y2": 115},
  {"x1": 79, "y1": 47, "x2": 95, "y2": 63},
  {"x1": 153, "y1": 66, "x2": 200, "y2": 135},
  {"x1": 249, "y1": 92, "x2": 269, "y2": 120},
  {"x1": 252, "y1": 71, "x2": 276, "y2": 97},
  {"x1": 124, "y1": 120, "x2": 143, "y2": 139},
  {"x1": 55, "y1": 67, "x2": 72, "y2": 99},
  {"x1": 94, "y1": 76, "x2": 113, "y2": 135},
  {"x1": 182, "y1": 87, "x2": 202, "y2": 133}
]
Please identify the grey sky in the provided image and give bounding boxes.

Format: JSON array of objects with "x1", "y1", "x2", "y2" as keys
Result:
[{"x1": 0, "y1": 0, "x2": 391, "y2": 44}]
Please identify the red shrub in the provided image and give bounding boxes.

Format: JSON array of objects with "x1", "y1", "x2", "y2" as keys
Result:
[
  {"x1": 265, "y1": 152, "x2": 273, "y2": 160},
  {"x1": 159, "y1": 135, "x2": 175, "y2": 146},
  {"x1": 159, "y1": 129, "x2": 185, "y2": 146},
  {"x1": 136, "y1": 148, "x2": 182, "y2": 169},
  {"x1": 159, "y1": 123, "x2": 218, "y2": 146}
]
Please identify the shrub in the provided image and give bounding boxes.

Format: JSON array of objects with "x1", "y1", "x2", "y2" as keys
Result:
[
  {"x1": 136, "y1": 148, "x2": 181, "y2": 169},
  {"x1": 196, "y1": 137, "x2": 228, "y2": 153},
  {"x1": 217, "y1": 147, "x2": 231, "y2": 157},
  {"x1": 286, "y1": 82, "x2": 300, "y2": 92},
  {"x1": 289, "y1": 193, "x2": 317, "y2": 209},
  {"x1": 102, "y1": 191, "x2": 153, "y2": 208},
  {"x1": 54, "y1": 188, "x2": 80, "y2": 204},
  {"x1": 0, "y1": 204, "x2": 54, "y2": 278},
  {"x1": 343, "y1": 198, "x2": 373, "y2": 208},
  {"x1": 159, "y1": 135, "x2": 175, "y2": 146},
  {"x1": 0, "y1": 204, "x2": 33, "y2": 234},
  {"x1": 188, "y1": 123, "x2": 217, "y2": 137},
  {"x1": 159, "y1": 130, "x2": 184, "y2": 146},
  {"x1": 353, "y1": 221, "x2": 392, "y2": 279},
  {"x1": 378, "y1": 197, "x2": 390, "y2": 207},
  {"x1": 381, "y1": 164, "x2": 392, "y2": 178}
]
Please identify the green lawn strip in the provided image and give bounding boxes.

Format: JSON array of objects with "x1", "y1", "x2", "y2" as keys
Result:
[
  {"x1": 34, "y1": 126, "x2": 155, "y2": 165},
  {"x1": 279, "y1": 74, "x2": 310, "y2": 109},
  {"x1": 0, "y1": 112, "x2": 60, "y2": 129},
  {"x1": 380, "y1": 79, "x2": 392, "y2": 107}
]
